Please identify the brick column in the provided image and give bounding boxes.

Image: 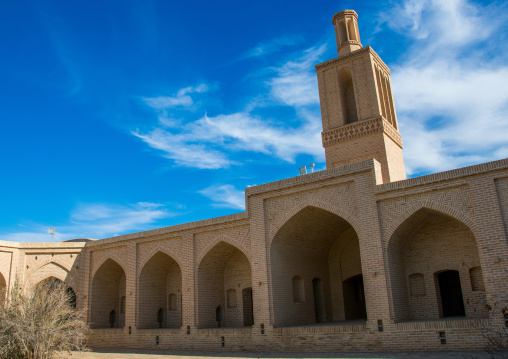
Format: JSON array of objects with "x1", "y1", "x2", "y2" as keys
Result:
[
  {"x1": 248, "y1": 196, "x2": 272, "y2": 333},
  {"x1": 82, "y1": 248, "x2": 92, "y2": 324},
  {"x1": 469, "y1": 176, "x2": 508, "y2": 303},
  {"x1": 181, "y1": 232, "x2": 196, "y2": 331},
  {"x1": 125, "y1": 242, "x2": 136, "y2": 330},
  {"x1": 355, "y1": 169, "x2": 392, "y2": 331}
]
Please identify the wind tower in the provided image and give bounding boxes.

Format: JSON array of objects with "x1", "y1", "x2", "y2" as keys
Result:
[{"x1": 316, "y1": 10, "x2": 406, "y2": 183}]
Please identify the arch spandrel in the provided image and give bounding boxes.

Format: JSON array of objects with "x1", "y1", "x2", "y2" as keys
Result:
[
  {"x1": 137, "y1": 248, "x2": 183, "y2": 276},
  {"x1": 384, "y1": 201, "x2": 478, "y2": 248},
  {"x1": 27, "y1": 261, "x2": 78, "y2": 292},
  {"x1": 266, "y1": 185, "x2": 359, "y2": 246},
  {"x1": 26, "y1": 257, "x2": 73, "y2": 278},
  {"x1": 136, "y1": 236, "x2": 185, "y2": 275},
  {"x1": 194, "y1": 226, "x2": 251, "y2": 268},
  {"x1": 90, "y1": 250, "x2": 128, "y2": 280},
  {"x1": 196, "y1": 235, "x2": 251, "y2": 269}
]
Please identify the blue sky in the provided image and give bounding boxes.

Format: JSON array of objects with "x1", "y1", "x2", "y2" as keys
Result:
[{"x1": 1, "y1": 0, "x2": 507, "y2": 242}]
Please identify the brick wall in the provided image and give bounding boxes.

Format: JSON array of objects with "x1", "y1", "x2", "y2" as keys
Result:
[{"x1": 1, "y1": 159, "x2": 507, "y2": 352}]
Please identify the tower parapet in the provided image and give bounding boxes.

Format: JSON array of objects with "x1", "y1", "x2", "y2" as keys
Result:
[
  {"x1": 316, "y1": 10, "x2": 406, "y2": 183},
  {"x1": 332, "y1": 10, "x2": 362, "y2": 56}
]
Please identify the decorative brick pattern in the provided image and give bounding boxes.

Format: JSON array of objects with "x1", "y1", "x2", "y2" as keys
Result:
[{"x1": 321, "y1": 116, "x2": 402, "y2": 148}]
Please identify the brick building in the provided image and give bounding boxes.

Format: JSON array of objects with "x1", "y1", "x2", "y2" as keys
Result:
[{"x1": 1, "y1": 9, "x2": 508, "y2": 352}]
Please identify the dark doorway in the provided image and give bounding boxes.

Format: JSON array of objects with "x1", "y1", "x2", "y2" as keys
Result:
[
  {"x1": 343, "y1": 274, "x2": 367, "y2": 320},
  {"x1": 216, "y1": 305, "x2": 223, "y2": 327},
  {"x1": 242, "y1": 287, "x2": 254, "y2": 326},
  {"x1": 66, "y1": 286, "x2": 77, "y2": 308},
  {"x1": 312, "y1": 278, "x2": 326, "y2": 323},
  {"x1": 437, "y1": 270, "x2": 465, "y2": 317},
  {"x1": 157, "y1": 308, "x2": 164, "y2": 328},
  {"x1": 109, "y1": 310, "x2": 116, "y2": 328}
]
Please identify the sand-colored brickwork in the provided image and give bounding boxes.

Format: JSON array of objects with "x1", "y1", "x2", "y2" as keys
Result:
[{"x1": 1, "y1": 8, "x2": 507, "y2": 354}]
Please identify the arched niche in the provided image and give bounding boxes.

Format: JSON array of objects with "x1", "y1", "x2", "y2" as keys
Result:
[
  {"x1": 90, "y1": 259, "x2": 126, "y2": 329},
  {"x1": 28, "y1": 262, "x2": 75, "y2": 291},
  {"x1": 387, "y1": 208, "x2": 487, "y2": 322},
  {"x1": 197, "y1": 241, "x2": 252, "y2": 328},
  {"x1": 137, "y1": 251, "x2": 182, "y2": 329},
  {"x1": 36, "y1": 276, "x2": 76, "y2": 308},
  {"x1": 270, "y1": 206, "x2": 365, "y2": 327},
  {"x1": 338, "y1": 67, "x2": 358, "y2": 124}
]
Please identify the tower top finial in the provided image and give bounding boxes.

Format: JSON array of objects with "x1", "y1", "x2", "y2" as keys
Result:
[{"x1": 332, "y1": 10, "x2": 362, "y2": 56}]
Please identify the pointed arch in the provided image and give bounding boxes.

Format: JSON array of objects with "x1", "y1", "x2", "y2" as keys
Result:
[
  {"x1": 269, "y1": 202, "x2": 360, "y2": 247},
  {"x1": 137, "y1": 247, "x2": 184, "y2": 276},
  {"x1": 28, "y1": 262, "x2": 78, "y2": 291},
  {"x1": 270, "y1": 205, "x2": 365, "y2": 327},
  {"x1": 385, "y1": 200, "x2": 478, "y2": 245},
  {"x1": 137, "y1": 251, "x2": 182, "y2": 329},
  {"x1": 197, "y1": 241, "x2": 253, "y2": 328},
  {"x1": 90, "y1": 258, "x2": 126, "y2": 329},
  {"x1": 197, "y1": 235, "x2": 251, "y2": 269},
  {"x1": 91, "y1": 253, "x2": 128, "y2": 280},
  {"x1": 35, "y1": 276, "x2": 77, "y2": 308},
  {"x1": 386, "y1": 206, "x2": 486, "y2": 322}
]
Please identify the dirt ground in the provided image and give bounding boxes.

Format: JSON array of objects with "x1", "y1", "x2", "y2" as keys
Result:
[{"x1": 61, "y1": 348, "x2": 489, "y2": 359}]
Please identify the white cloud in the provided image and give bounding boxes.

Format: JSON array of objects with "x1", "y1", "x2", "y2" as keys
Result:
[
  {"x1": 132, "y1": 128, "x2": 232, "y2": 169},
  {"x1": 199, "y1": 184, "x2": 245, "y2": 210},
  {"x1": 133, "y1": 46, "x2": 327, "y2": 169},
  {"x1": 380, "y1": 0, "x2": 508, "y2": 175},
  {"x1": 133, "y1": 110, "x2": 324, "y2": 169},
  {"x1": 0, "y1": 202, "x2": 178, "y2": 243},
  {"x1": 143, "y1": 84, "x2": 209, "y2": 110},
  {"x1": 268, "y1": 45, "x2": 326, "y2": 107}
]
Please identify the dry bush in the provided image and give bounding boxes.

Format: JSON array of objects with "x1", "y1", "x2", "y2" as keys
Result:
[
  {"x1": 468, "y1": 295, "x2": 508, "y2": 359},
  {"x1": 0, "y1": 278, "x2": 89, "y2": 359}
]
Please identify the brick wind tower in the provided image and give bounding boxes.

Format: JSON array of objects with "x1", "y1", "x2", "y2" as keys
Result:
[{"x1": 316, "y1": 10, "x2": 406, "y2": 183}]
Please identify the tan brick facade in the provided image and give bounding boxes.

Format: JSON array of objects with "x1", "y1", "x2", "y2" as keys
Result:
[{"x1": 1, "y1": 9, "x2": 507, "y2": 353}]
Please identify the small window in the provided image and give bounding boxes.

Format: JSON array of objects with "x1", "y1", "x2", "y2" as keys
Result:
[
  {"x1": 292, "y1": 276, "x2": 305, "y2": 302},
  {"x1": 120, "y1": 296, "x2": 126, "y2": 314},
  {"x1": 168, "y1": 293, "x2": 177, "y2": 311},
  {"x1": 470, "y1": 267, "x2": 485, "y2": 291},
  {"x1": 227, "y1": 289, "x2": 237, "y2": 308},
  {"x1": 409, "y1": 273, "x2": 426, "y2": 297}
]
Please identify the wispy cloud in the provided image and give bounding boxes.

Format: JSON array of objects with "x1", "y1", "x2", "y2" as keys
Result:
[
  {"x1": 143, "y1": 84, "x2": 209, "y2": 110},
  {"x1": 132, "y1": 128, "x2": 232, "y2": 169},
  {"x1": 133, "y1": 46, "x2": 326, "y2": 170},
  {"x1": 199, "y1": 184, "x2": 245, "y2": 210},
  {"x1": 239, "y1": 36, "x2": 303, "y2": 60},
  {"x1": 268, "y1": 45, "x2": 325, "y2": 107},
  {"x1": 0, "y1": 202, "x2": 179, "y2": 243},
  {"x1": 379, "y1": 0, "x2": 508, "y2": 175}
]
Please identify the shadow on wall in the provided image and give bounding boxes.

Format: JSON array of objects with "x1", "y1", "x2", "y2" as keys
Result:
[
  {"x1": 387, "y1": 208, "x2": 488, "y2": 322},
  {"x1": 198, "y1": 241, "x2": 253, "y2": 329},
  {"x1": 270, "y1": 206, "x2": 366, "y2": 327},
  {"x1": 90, "y1": 259, "x2": 126, "y2": 329}
]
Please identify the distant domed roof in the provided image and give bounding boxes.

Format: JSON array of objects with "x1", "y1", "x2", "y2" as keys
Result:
[{"x1": 63, "y1": 238, "x2": 97, "y2": 242}]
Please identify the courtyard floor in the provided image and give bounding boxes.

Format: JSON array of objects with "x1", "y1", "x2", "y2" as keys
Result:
[{"x1": 63, "y1": 348, "x2": 489, "y2": 359}]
